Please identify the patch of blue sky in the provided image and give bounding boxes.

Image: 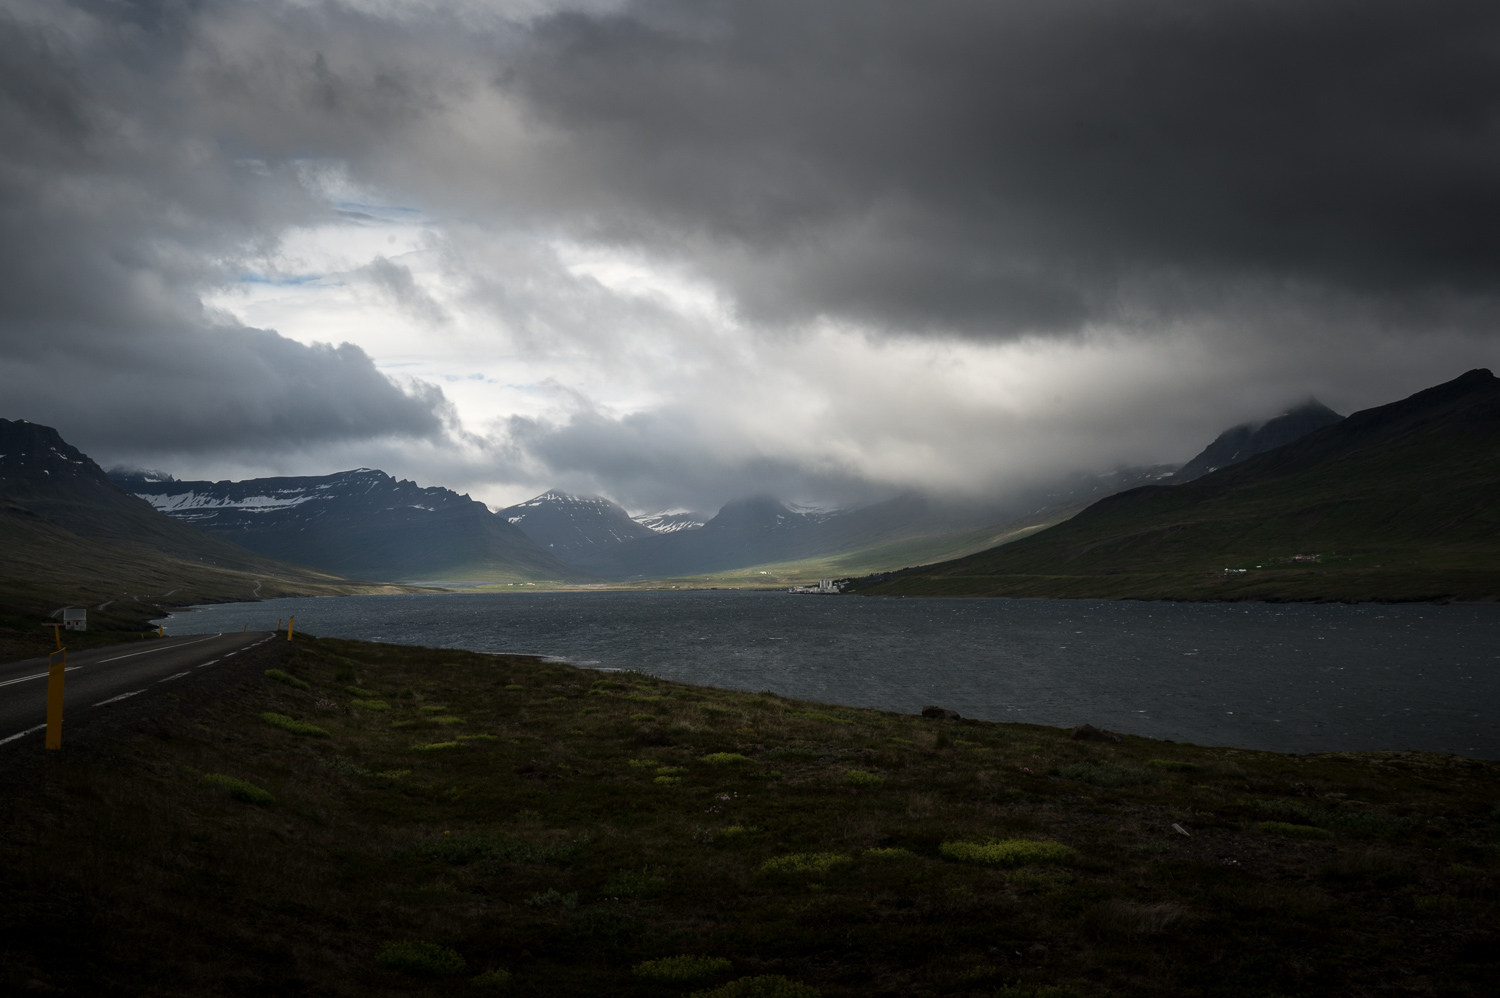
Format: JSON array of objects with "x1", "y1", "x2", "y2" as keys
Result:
[
  {"x1": 234, "y1": 272, "x2": 333, "y2": 287},
  {"x1": 442, "y1": 373, "x2": 488, "y2": 382},
  {"x1": 330, "y1": 200, "x2": 426, "y2": 224}
]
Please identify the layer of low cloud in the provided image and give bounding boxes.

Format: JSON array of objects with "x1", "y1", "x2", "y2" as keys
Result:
[{"x1": 3, "y1": 0, "x2": 1499, "y2": 513}]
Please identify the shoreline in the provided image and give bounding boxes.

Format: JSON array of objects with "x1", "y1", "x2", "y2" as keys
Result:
[
  {"x1": 154, "y1": 596, "x2": 1500, "y2": 762},
  {"x1": 2, "y1": 631, "x2": 1496, "y2": 996}
]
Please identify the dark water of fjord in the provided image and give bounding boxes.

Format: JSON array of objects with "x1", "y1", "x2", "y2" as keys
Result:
[{"x1": 164, "y1": 591, "x2": 1500, "y2": 758}]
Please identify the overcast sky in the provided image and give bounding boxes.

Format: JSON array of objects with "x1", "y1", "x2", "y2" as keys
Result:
[{"x1": 3, "y1": 0, "x2": 1499, "y2": 513}]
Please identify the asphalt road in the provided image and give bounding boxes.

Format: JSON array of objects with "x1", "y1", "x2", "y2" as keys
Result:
[{"x1": 0, "y1": 631, "x2": 274, "y2": 747}]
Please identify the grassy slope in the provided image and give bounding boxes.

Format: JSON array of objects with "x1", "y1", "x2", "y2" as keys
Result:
[
  {"x1": 665, "y1": 517, "x2": 1069, "y2": 589},
  {"x1": 3, "y1": 634, "x2": 1497, "y2": 997},
  {"x1": 0, "y1": 503, "x2": 421, "y2": 658},
  {"x1": 862, "y1": 371, "x2": 1500, "y2": 602}
]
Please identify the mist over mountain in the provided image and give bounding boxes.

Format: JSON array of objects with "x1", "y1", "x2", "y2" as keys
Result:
[
  {"x1": 862, "y1": 369, "x2": 1500, "y2": 601},
  {"x1": 537, "y1": 397, "x2": 1338, "y2": 579},
  {"x1": 89, "y1": 391, "x2": 1359, "y2": 586},
  {"x1": 111, "y1": 470, "x2": 579, "y2": 584},
  {"x1": 1173, "y1": 400, "x2": 1344, "y2": 482},
  {"x1": 549, "y1": 464, "x2": 1181, "y2": 580}
]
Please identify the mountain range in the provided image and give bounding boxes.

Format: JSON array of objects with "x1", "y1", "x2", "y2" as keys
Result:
[
  {"x1": 493, "y1": 471, "x2": 1183, "y2": 581},
  {"x1": 858, "y1": 370, "x2": 1500, "y2": 602},
  {"x1": 111, "y1": 394, "x2": 1336, "y2": 585},
  {"x1": 0, "y1": 381, "x2": 1358, "y2": 630},
  {"x1": 491, "y1": 400, "x2": 1343, "y2": 580},
  {"x1": 0, "y1": 419, "x2": 370, "y2": 628},
  {"x1": 110, "y1": 470, "x2": 581, "y2": 584}
]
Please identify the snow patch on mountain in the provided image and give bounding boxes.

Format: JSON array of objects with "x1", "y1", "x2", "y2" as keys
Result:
[
  {"x1": 633, "y1": 509, "x2": 706, "y2": 533},
  {"x1": 499, "y1": 491, "x2": 660, "y2": 558},
  {"x1": 136, "y1": 491, "x2": 319, "y2": 514}
]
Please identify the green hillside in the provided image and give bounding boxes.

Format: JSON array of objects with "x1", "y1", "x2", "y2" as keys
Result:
[
  {"x1": 654, "y1": 514, "x2": 1073, "y2": 589},
  {"x1": 0, "y1": 502, "x2": 397, "y2": 620},
  {"x1": 859, "y1": 369, "x2": 1500, "y2": 602}
]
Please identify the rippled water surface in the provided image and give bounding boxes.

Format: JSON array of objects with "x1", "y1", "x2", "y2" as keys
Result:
[{"x1": 164, "y1": 591, "x2": 1500, "y2": 757}]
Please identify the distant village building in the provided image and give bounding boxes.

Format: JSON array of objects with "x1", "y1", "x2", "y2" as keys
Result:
[
  {"x1": 63, "y1": 608, "x2": 86, "y2": 631},
  {"x1": 788, "y1": 579, "x2": 841, "y2": 594}
]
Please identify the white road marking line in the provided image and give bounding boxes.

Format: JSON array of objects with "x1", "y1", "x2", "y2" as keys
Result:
[
  {"x1": 1, "y1": 632, "x2": 271, "y2": 744},
  {"x1": 0, "y1": 723, "x2": 46, "y2": 746},
  {"x1": 2, "y1": 631, "x2": 237, "y2": 682},
  {"x1": 93, "y1": 690, "x2": 146, "y2": 707},
  {"x1": 97, "y1": 633, "x2": 219, "y2": 664},
  {"x1": 0, "y1": 666, "x2": 81, "y2": 688}
]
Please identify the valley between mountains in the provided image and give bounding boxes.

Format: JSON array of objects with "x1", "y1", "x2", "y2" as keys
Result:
[
  {"x1": 102, "y1": 396, "x2": 1337, "y2": 592},
  {"x1": 2, "y1": 370, "x2": 1496, "y2": 646}
]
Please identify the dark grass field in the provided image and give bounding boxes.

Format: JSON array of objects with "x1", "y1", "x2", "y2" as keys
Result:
[{"x1": 2, "y1": 633, "x2": 1497, "y2": 997}]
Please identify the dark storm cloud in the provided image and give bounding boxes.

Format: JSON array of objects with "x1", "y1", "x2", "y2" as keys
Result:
[
  {"x1": 4, "y1": 0, "x2": 1500, "y2": 502},
  {"x1": 0, "y1": 1, "x2": 452, "y2": 459},
  {"x1": 504, "y1": 0, "x2": 1500, "y2": 334}
]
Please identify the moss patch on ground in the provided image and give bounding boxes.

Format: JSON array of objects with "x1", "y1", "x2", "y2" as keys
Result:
[{"x1": 1, "y1": 633, "x2": 1498, "y2": 996}]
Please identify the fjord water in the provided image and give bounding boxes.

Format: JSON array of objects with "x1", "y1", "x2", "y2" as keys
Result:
[{"x1": 164, "y1": 592, "x2": 1500, "y2": 758}]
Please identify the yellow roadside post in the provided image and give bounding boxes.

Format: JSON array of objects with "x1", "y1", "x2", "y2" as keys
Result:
[
  {"x1": 276, "y1": 618, "x2": 282, "y2": 634},
  {"x1": 44, "y1": 624, "x2": 66, "y2": 750},
  {"x1": 287, "y1": 616, "x2": 295, "y2": 641},
  {"x1": 157, "y1": 624, "x2": 163, "y2": 638}
]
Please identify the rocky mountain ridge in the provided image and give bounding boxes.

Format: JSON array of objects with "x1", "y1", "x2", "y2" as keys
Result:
[
  {"x1": 0, "y1": 419, "x2": 360, "y2": 625},
  {"x1": 1173, "y1": 399, "x2": 1343, "y2": 482},
  {"x1": 112, "y1": 469, "x2": 580, "y2": 584}
]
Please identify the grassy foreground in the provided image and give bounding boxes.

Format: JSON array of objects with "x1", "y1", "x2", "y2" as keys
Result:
[{"x1": 3, "y1": 636, "x2": 1498, "y2": 997}]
